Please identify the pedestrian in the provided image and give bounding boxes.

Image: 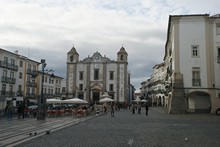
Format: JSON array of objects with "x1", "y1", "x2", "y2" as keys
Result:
[
  {"x1": 17, "y1": 103, "x2": 22, "y2": 119},
  {"x1": 111, "y1": 102, "x2": 114, "y2": 117},
  {"x1": 104, "y1": 105, "x2": 107, "y2": 114},
  {"x1": 131, "y1": 103, "x2": 135, "y2": 114},
  {"x1": 7, "y1": 102, "x2": 15, "y2": 120},
  {"x1": 145, "y1": 103, "x2": 149, "y2": 115},
  {"x1": 138, "y1": 104, "x2": 141, "y2": 114}
]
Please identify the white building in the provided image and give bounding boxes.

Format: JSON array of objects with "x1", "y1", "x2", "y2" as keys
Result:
[
  {"x1": 164, "y1": 14, "x2": 220, "y2": 113},
  {"x1": 0, "y1": 48, "x2": 63, "y2": 111},
  {"x1": 148, "y1": 62, "x2": 166, "y2": 106},
  {"x1": 66, "y1": 46, "x2": 128, "y2": 104}
]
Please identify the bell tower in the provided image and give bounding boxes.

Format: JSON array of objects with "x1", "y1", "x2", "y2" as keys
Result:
[
  {"x1": 66, "y1": 45, "x2": 79, "y2": 98},
  {"x1": 117, "y1": 46, "x2": 128, "y2": 63},
  {"x1": 67, "y1": 45, "x2": 79, "y2": 63}
]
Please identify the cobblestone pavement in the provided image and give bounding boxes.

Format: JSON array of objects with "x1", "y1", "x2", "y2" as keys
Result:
[
  {"x1": 13, "y1": 108, "x2": 220, "y2": 147},
  {"x1": 0, "y1": 115, "x2": 95, "y2": 147}
]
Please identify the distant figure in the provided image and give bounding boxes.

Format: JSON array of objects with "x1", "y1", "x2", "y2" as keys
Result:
[
  {"x1": 132, "y1": 103, "x2": 135, "y2": 114},
  {"x1": 111, "y1": 103, "x2": 114, "y2": 117},
  {"x1": 145, "y1": 103, "x2": 149, "y2": 116},
  {"x1": 104, "y1": 105, "x2": 107, "y2": 114},
  {"x1": 138, "y1": 104, "x2": 141, "y2": 114},
  {"x1": 7, "y1": 102, "x2": 15, "y2": 120},
  {"x1": 17, "y1": 103, "x2": 23, "y2": 119}
]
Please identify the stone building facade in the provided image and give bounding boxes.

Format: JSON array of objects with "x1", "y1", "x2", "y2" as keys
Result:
[{"x1": 66, "y1": 46, "x2": 128, "y2": 104}]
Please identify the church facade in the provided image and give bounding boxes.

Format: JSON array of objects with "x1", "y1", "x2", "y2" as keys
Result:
[{"x1": 66, "y1": 46, "x2": 128, "y2": 104}]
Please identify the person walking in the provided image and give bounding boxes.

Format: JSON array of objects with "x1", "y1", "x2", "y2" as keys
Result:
[
  {"x1": 17, "y1": 103, "x2": 22, "y2": 119},
  {"x1": 131, "y1": 103, "x2": 135, "y2": 114},
  {"x1": 7, "y1": 102, "x2": 15, "y2": 120},
  {"x1": 145, "y1": 103, "x2": 149, "y2": 115},
  {"x1": 111, "y1": 102, "x2": 114, "y2": 117},
  {"x1": 138, "y1": 104, "x2": 141, "y2": 114}
]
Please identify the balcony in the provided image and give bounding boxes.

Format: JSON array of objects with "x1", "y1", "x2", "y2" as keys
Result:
[
  {"x1": 0, "y1": 61, "x2": 18, "y2": 71},
  {"x1": 26, "y1": 81, "x2": 36, "y2": 87},
  {"x1": 27, "y1": 69, "x2": 38, "y2": 76},
  {"x1": 1, "y1": 76, "x2": 16, "y2": 84},
  {"x1": 17, "y1": 91, "x2": 24, "y2": 96},
  {"x1": 192, "y1": 79, "x2": 201, "y2": 86},
  {"x1": 0, "y1": 91, "x2": 15, "y2": 97}
]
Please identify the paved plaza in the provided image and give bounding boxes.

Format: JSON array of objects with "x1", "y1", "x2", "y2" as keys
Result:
[{"x1": 1, "y1": 107, "x2": 220, "y2": 147}]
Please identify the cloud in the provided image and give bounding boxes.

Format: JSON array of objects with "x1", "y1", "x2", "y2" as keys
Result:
[{"x1": 1, "y1": 0, "x2": 220, "y2": 91}]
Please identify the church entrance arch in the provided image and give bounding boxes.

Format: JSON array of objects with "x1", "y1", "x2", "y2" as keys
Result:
[
  {"x1": 90, "y1": 83, "x2": 103, "y2": 103},
  {"x1": 92, "y1": 90, "x2": 100, "y2": 103}
]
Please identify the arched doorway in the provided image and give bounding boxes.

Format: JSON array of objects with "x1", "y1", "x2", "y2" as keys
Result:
[
  {"x1": 187, "y1": 92, "x2": 211, "y2": 113},
  {"x1": 90, "y1": 83, "x2": 103, "y2": 104},
  {"x1": 92, "y1": 89, "x2": 100, "y2": 103}
]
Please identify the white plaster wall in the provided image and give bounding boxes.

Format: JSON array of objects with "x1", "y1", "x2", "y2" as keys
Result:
[
  {"x1": 106, "y1": 63, "x2": 117, "y2": 94},
  {"x1": 213, "y1": 23, "x2": 220, "y2": 89},
  {"x1": 76, "y1": 63, "x2": 88, "y2": 87},
  {"x1": 119, "y1": 64, "x2": 125, "y2": 102},
  {"x1": 179, "y1": 18, "x2": 208, "y2": 87},
  {"x1": 89, "y1": 63, "x2": 104, "y2": 81}
]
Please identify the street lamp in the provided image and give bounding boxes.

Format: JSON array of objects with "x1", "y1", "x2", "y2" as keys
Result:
[
  {"x1": 37, "y1": 59, "x2": 47, "y2": 120},
  {"x1": 37, "y1": 59, "x2": 55, "y2": 120}
]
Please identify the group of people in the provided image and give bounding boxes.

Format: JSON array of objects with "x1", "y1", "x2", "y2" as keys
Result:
[
  {"x1": 4, "y1": 102, "x2": 15, "y2": 120},
  {"x1": 4, "y1": 102, "x2": 26, "y2": 120},
  {"x1": 131, "y1": 103, "x2": 149, "y2": 115}
]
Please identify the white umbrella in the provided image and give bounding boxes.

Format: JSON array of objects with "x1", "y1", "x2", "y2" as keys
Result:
[
  {"x1": 46, "y1": 98, "x2": 62, "y2": 104},
  {"x1": 140, "y1": 99, "x2": 148, "y2": 103},
  {"x1": 133, "y1": 98, "x2": 140, "y2": 102},
  {"x1": 62, "y1": 98, "x2": 88, "y2": 104},
  {"x1": 99, "y1": 97, "x2": 114, "y2": 103}
]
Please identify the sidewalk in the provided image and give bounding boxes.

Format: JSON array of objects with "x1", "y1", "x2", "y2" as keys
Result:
[{"x1": 0, "y1": 115, "x2": 96, "y2": 147}]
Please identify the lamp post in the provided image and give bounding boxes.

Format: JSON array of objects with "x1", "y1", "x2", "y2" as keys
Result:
[{"x1": 37, "y1": 59, "x2": 47, "y2": 120}]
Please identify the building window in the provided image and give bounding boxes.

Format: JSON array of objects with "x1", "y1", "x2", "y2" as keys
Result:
[
  {"x1": 1, "y1": 84, "x2": 6, "y2": 95},
  {"x1": 10, "y1": 71, "x2": 14, "y2": 78},
  {"x1": 192, "y1": 67, "x2": 201, "y2": 86},
  {"x1": 11, "y1": 59, "x2": 15, "y2": 65},
  {"x1": 45, "y1": 77, "x2": 47, "y2": 83},
  {"x1": 79, "y1": 71, "x2": 84, "y2": 80},
  {"x1": 216, "y1": 23, "x2": 220, "y2": 35},
  {"x1": 109, "y1": 71, "x2": 114, "y2": 80},
  {"x1": 79, "y1": 84, "x2": 83, "y2": 91},
  {"x1": 192, "y1": 45, "x2": 199, "y2": 57},
  {"x1": 94, "y1": 69, "x2": 99, "y2": 80},
  {"x1": 32, "y1": 87, "x2": 35, "y2": 95},
  {"x1": 4, "y1": 57, "x2": 8, "y2": 63},
  {"x1": 109, "y1": 84, "x2": 114, "y2": 91},
  {"x1": 3, "y1": 70, "x2": 7, "y2": 77},
  {"x1": 33, "y1": 65, "x2": 36, "y2": 71},
  {"x1": 28, "y1": 64, "x2": 31, "y2": 70},
  {"x1": 217, "y1": 47, "x2": 220, "y2": 63},
  {"x1": 19, "y1": 72, "x2": 22, "y2": 79},
  {"x1": 20, "y1": 61, "x2": 23, "y2": 67},
  {"x1": 121, "y1": 55, "x2": 124, "y2": 60},
  {"x1": 70, "y1": 55, "x2": 73, "y2": 62}
]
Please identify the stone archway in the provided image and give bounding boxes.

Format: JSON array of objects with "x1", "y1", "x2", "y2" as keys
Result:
[
  {"x1": 90, "y1": 83, "x2": 103, "y2": 103},
  {"x1": 187, "y1": 91, "x2": 211, "y2": 113}
]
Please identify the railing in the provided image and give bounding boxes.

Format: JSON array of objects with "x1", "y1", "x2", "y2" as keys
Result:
[
  {"x1": 17, "y1": 91, "x2": 24, "y2": 96},
  {"x1": 0, "y1": 91, "x2": 15, "y2": 96},
  {"x1": 27, "y1": 69, "x2": 38, "y2": 76},
  {"x1": 0, "y1": 61, "x2": 18, "y2": 71},
  {"x1": 26, "y1": 81, "x2": 36, "y2": 87},
  {"x1": 192, "y1": 79, "x2": 201, "y2": 86},
  {"x1": 1, "y1": 76, "x2": 16, "y2": 84}
]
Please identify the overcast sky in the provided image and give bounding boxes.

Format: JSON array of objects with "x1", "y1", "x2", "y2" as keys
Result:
[{"x1": 0, "y1": 0, "x2": 219, "y2": 91}]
